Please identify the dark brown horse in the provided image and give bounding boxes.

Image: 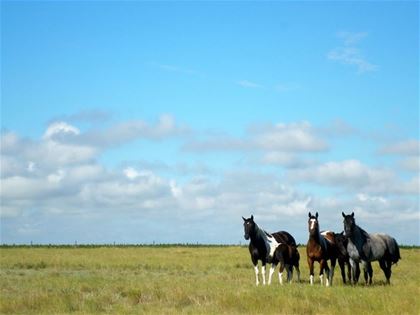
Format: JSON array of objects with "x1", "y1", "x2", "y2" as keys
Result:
[
  {"x1": 271, "y1": 242, "x2": 301, "y2": 284},
  {"x1": 306, "y1": 212, "x2": 338, "y2": 286}
]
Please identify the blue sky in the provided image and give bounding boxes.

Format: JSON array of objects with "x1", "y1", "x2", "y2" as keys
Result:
[{"x1": 1, "y1": 1, "x2": 419, "y2": 245}]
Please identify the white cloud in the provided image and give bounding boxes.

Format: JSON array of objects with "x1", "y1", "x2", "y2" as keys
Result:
[
  {"x1": 379, "y1": 139, "x2": 420, "y2": 156},
  {"x1": 183, "y1": 121, "x2": 328, "y2": 153},
  {"x1": 328, "y1": 31, "x2": 378, "y2": 73},
  {"x1": 43, "y1": 121, "x2": 80, "y2": 140},
  {"x1": 1, "y1": 116, "x2": 419, "y2": 244},
  {"x1": 288, "y1": 159, "x2": 417, "y2": 195}
]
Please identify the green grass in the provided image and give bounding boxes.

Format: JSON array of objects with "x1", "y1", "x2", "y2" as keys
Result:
[{"x1": 1, "y1": 246, "x2": 419, "y2": 314}]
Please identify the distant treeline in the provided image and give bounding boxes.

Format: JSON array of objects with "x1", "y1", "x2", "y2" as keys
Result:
[{"x1": 1, "y1": 243, "x2": 419, "y2": 249}]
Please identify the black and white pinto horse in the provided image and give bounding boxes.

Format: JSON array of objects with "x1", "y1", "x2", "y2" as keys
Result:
[
  {"x1": 242, "y1": 215, "x2": 299, "y2": 285},
  {"x1": 342, "y1": 212, "x2": 401, "y2": 285}
]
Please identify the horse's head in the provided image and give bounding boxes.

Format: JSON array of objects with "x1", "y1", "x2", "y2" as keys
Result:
[
  {"x1": 242, "y1": 215, "x2": 256, "y2": 240},
  {"x1": 342, "y1": 212, "x2": 355, "y2": 237},
  {"x1": 308, "y1": 211, "x2": 319, "y2": 235}
]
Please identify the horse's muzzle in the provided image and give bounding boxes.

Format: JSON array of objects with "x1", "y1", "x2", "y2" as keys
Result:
[{"x1": 244, "y1": 235, "x2": 249, "y2": 240}]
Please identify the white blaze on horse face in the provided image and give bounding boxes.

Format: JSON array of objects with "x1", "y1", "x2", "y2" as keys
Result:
[{"x1": 309, "y1": 219, "x2": 317, "y2": 231}]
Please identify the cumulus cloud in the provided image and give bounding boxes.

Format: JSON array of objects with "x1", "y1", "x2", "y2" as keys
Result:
[
  {"x1": 287, "y1": 159, "x2": 418, "y2": 195},
  {"x1": 183, "y1": 121, "x2": 328, "y2": 153},
  {"x1": 1, "y1": 116, "x2": 419, "y2": 244}
]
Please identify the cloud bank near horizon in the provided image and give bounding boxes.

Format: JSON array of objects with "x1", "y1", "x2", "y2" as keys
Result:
[{"x1": 1, "y1": 113, "x2": 418, "y2": 245}]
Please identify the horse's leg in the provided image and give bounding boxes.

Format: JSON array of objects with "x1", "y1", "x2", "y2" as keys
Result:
[
  {"x1": 286, "y1": 264, "x2": 292, "y2": 283},
  {"x1": 361, "y1": 260, "x2": 371, "y2": 285},
  {"x1": 278, "y1": 261, "x2": 285, "y2": 285},
  {"x1": 308, "y1": 256, "x2": 315, "y2": 285},
  {"x1": 320, "y1": 259, "x2": 329, "y2": 286},
  {"x1": 329, "y1": 257, "x2": 336, "y2": 286},
  {"x1": 367, "y1": 262, "x2": 373, "y2": 285},
  {"x1": 253, "y1": 263, "x2": 260, "y2": 286},
  {"x1": 339, "y1": 258, "x2": 346, "y2": 284},
  {"x1": 380, "y1": 259, "x2": 391, "y2": 284},
  {"x1": 295, "y1": 263, "x2": 301, "y2": 283},
  {"x1": 268, "y1": 263, "x2": 276, "y2": 285},
  {"x1": 346, "y1": 260, "x2": 351, "y2": 284},
  {"x1": 386, "y1": 260, "x2": 392, "y2": 285},
  {"x1": 355, "y1": 261, "x2": 361, "y2": 283},
  {"x1": 261, "y1": 262, "x2": 266, "y2": 285},
  {"x1": 349, "y1": 258, "x2": 357, "y2": 285}
]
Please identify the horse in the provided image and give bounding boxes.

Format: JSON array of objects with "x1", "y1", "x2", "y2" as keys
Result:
[
  {"x1": 334, "y1": 231, "x2": 360, "y2": 284},
  {"x1": 306, "y1": 212, "x2": 338, "y2": 286},
  {"x1": 242, "y1": 215, "x2": 298, "y2": 285},
  {"x1": 342, "y1": 212, "x2": 401, "y2": 285},
  {"x1": 271, "y1": 242, "x2": 301, "y2": 285}
]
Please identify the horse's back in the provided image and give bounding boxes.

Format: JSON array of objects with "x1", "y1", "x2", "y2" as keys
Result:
[{"x1": 272, "y1": 231, "x2": 297, "y2": 246}]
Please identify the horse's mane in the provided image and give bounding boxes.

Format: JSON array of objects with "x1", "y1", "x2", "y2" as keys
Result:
[{"x1": 354, "y1": 223, "x2": 369, "y2": 244}]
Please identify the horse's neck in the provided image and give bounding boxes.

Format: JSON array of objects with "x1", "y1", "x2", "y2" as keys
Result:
[
  {"x1": 350, "y1": 225, "x2": 368, "y2": 248},
  {"x1": 309, "y1": 229, "x2": 321, "y2": 243},
  {"x1": 251, "y1": 225, "x2": 273, "y2": 252},
  {"x1": 309, "y1": 230, "x2": 328, "y2": 250},
  {"x1": 250, "y1": 224, "x2": 263, "y2": 243}
]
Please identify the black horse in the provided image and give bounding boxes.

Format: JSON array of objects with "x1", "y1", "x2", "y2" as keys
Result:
[
  {"x1": 242, "y1": 215, "x2": 297, "y2": 285},
  {"x1": 335, "y1": 232, "x2": 360, "y2": 284}
]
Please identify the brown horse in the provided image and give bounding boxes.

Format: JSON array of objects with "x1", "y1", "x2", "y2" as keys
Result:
[{"x1": 306, "y1": 212, "x2": 338, "y2": 286}]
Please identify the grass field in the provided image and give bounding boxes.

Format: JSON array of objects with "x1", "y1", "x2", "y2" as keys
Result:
[{"x1": 0, "y1": 246, "x2": 419, "y2": 314}]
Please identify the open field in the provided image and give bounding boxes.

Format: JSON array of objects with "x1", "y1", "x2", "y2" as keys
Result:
[{"x1": 1, "y1": 246, "x2": 419, "y2": 314}]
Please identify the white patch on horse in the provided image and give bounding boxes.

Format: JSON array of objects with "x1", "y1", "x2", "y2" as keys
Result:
[
  {"x1": 310, "y1": 274, "x2": 314, "y2": 285},
  {"x1": 320, "y1": 274, "x2": 324, "y2": 285},
  {"x1": 279, "y1": 272, "x2": 283, "y2": 285},
  {"x1": 261, "y1": 230, "x2": 280, "y2": 261}
]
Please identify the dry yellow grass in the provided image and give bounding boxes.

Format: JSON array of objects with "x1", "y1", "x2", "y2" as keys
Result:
[{"x1": 1, "y1": 246, "x2": 419, "y2": 314}]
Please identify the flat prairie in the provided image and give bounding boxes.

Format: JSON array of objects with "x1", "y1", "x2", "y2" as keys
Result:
[{"x1": 1, "y1": 246, "x2": 419, "y2": 314}]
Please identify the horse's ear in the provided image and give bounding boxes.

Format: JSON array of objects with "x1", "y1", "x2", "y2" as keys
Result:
[
  {"x1": 351, "y1": 212, "x2": 354, "y2": 218},
  {"x1": 342, "y1": 212, "x2": 346, "y2": 218},
  {"x1": 242, "y1": 216, "x2": 246, "y2": 222},
  {"x1": 251, "y1": 215, "x2": 254, "y2": 221},
  {"x1": 315, "y1": 212, "x2": 318, "y2": 219},
  {"x1": 308, "y1": 212, "x2": 311, "y2": 218}
]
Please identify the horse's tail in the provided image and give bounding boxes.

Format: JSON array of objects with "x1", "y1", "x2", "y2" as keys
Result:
[
  {"x1": 385, "y1": 236, "x2": 401, "y2": 264},
  {"x1": 391, "y1": 238, "x2": 401, "y2": 264}
]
